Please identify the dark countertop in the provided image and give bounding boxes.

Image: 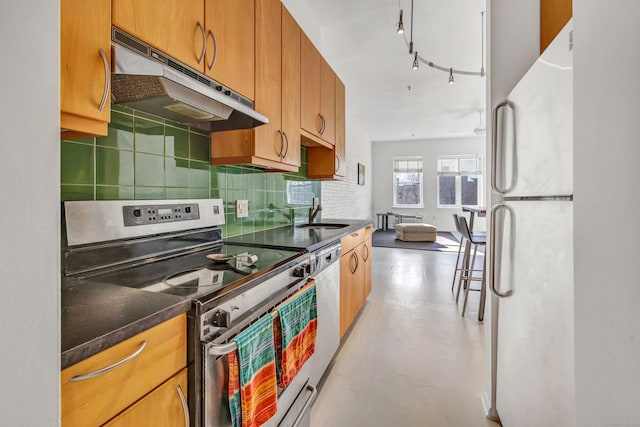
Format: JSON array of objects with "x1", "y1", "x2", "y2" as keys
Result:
[
  {"x1": 224, "y1": 219, "x2": 373, "y2": 251},
  {"x1": 61, "y1": 218, "x2": 372, "y2": 370},
  {"x1": 61, "y1": 281, "x2": 191, "y2": 369}
]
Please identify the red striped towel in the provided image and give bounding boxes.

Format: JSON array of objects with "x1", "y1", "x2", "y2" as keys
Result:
[
  {"x1": 274, "y1": 280, "x2": 318, "y2": 388},
  {"x1": 228, "y1": 315, "x2": 278, "y2": 427}
]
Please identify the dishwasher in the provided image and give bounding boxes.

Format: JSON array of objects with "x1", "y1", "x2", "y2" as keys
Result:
[{"x1": 308, "y1": 241, "x2": 342, "y2": 387}]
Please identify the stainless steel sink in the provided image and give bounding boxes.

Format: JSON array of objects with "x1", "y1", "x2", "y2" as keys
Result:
[{"x1": 297, "y1": 223, "x2": 349, "y2": 230}]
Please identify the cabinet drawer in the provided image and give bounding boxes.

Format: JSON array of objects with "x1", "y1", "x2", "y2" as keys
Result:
[
  {"x1": 104, "y1": 368, "x2": 189, "y2": 427},
  {"x1": 341, "y1": 227, "x2": 365, "y2": 255},
  {"x1": 61, "y1": 314, "x2": 186, "y2": 427}
]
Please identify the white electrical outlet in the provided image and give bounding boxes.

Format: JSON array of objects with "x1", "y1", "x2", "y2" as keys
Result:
[{"x1": 236, "y1": 200, "x2": 248, "y2": 218}]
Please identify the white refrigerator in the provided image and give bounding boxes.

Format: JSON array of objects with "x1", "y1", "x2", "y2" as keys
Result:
[{"x1": 487, "y1": 20, "x2": 574, "y2": 427}]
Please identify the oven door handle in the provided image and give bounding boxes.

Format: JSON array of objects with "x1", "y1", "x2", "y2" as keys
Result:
[
  {"x1": 289, "y1": 384, "x2": 318, "y2": 427},
  {"x1": 209, "y1": 341, "x2": 238, "y2": 356}
]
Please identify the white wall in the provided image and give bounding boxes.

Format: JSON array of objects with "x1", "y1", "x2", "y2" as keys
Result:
[
  {"x1": 321, "y1": 116, "x2": 372, "y2": 220},
  {"x1": 372, "y1": 136, "x2": 486, "y2": 232},
  {"x1": 573, "y1": 1, "x2": 640, "y2": 425},
  {"x1": 0, "y1": 0, "x2": 60, "y2": 425}
]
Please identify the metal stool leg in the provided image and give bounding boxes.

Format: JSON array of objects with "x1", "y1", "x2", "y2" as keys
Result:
[
  {"x1": 478, "y1": 255, "x2": 487, "y2": 321},
  {"x1": 451, "y1": 237, "x2": 464, "y2": 291},
  {"x1": 462, "y1": 244, "x2": 479, "y2": 317},
  {"x1": 455, "y1": 241, "x2": 471, "y2": 303}
]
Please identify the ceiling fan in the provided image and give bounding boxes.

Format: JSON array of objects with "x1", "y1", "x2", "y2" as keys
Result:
[{"x1": 450, "y1": 109, "x2": 485, "y2": 136}]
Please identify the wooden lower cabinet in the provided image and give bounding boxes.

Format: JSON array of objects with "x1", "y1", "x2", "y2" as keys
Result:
[
  {"x1": 363, "y1": 226, "x2": 372, "y2": 298},
  {"x1": 104, "y1": 368, "x2": 189, "y2": 427},
  {"x1": 61, "y1": 314, "x2": 187, "y2": 427},
  {"x1": 339, "y1": 227, "x2": 372, "y2": 338}
]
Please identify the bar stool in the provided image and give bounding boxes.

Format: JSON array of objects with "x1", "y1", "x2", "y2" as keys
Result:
[{"x1": 455, "y1": 215, "x2": 487, "y2": 321}]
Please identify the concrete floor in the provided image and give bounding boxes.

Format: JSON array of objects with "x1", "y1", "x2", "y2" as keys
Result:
[{"x1": 311, "y1": 246, "x2": 499, "y2": 427}]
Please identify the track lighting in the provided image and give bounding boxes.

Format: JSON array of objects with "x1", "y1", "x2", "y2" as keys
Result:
[
  {"x1": 396, "y1": 10, "x2": 404, "y2": 34},
  {"x1": 396, "y1": 4, "x2": 485, "y2": 82}
]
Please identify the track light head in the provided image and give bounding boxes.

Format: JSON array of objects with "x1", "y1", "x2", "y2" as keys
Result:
[
  {"x1": 448, "y1": 68, "x2": 455, "y2": 84},
  {"x1": 413, "y1": 52, "x2": 419, "y2": 70},
  {"x1": 397, "y1": 10, "x2": 404, "y2": 34}
]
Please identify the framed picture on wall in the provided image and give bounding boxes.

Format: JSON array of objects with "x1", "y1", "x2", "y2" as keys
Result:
[{"x1": 358, "y1": 163, "x2": 365, "y2": 186}]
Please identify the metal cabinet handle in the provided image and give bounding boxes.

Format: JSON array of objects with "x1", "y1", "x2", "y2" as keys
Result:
[
  {"x1": 491, "y1": 101, "x2": 514, "y2": 195},
  {"x1": 489, "y1": 204, "x2": 513, "y2": 298},
  {"x1": 320, "y1": 114, "x2": 326, "y2": 135},
  {"x1": 282, "y1": 132, "x2": 289, "y2": 159},
  {"x1": 335, "y1": 154, "x2": 340, "y2": 173},
  {"x1": 195, "y1": 22, "x2": 206, "y2": 64},
  {"x1": 176, "y1": 384, "x2": 190, "y2": 427},
  {"x1": 276, "y1": 130, "x2": 284, "y2": 157},
  {"x1": 70, "y1": 341, "x2": 147, "y2": 382},
  {"x1": 350, "y1": 252, "x2": 357, "y2": 274},
  {"x1": 98, "y1": 48, "x2": 110, "y2": 112},
  {"x1": 291, "y1": 384, "x2": 318, "y2": 427},
  {"x1": 207, "y1": 29, "x2": 218, "y2": 71},
  {"x1": 362, "y1": 244, "x2": 369, "y2": 261}
]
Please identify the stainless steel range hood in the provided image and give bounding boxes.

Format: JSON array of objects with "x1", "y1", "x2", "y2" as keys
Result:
[{"x1": 111, "y1": 28, "x2": 268, "y2": 132}]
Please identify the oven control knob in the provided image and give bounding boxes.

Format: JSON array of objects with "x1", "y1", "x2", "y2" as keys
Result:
[
  {"x1": 292, "y1": 264, "x2": 309, "y2": 278},
  {"x1": 211, "y1": 310, "x2": 230, "y2": 328}
]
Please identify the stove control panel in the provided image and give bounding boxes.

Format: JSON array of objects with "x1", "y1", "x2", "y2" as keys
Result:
[{"x1": 123, "y1": 203, "x2": 200, "y2": 226}]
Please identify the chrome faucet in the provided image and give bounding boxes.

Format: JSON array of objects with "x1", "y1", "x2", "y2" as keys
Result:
[{"x1": 308, "y1": 202, "x2": 322, "y2": 224}]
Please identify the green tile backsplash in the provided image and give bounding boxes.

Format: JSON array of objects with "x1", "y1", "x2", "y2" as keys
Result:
[{"x1": 61, "y1": 105, "x2": 321, "y2": 237}]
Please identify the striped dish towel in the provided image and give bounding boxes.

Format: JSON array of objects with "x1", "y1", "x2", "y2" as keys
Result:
[
  {"x1": 229, "y1": 315, "x2": 278, "y2": 427},
  {"x1": 274, "y1": 280, "x2": 318, "y2": 388}
]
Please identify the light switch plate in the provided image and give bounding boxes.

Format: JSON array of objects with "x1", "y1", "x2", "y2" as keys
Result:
[{"x1": 236, "y1": 200, "x2": 248, "y2": 218}]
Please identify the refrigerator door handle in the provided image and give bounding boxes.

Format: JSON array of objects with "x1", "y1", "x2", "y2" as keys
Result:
[
  {"x1": 491, "y1": 101, "x2": 512, "y2": 195},
  {"x1": 489, "y1": 203, "x2": 514, "y2": 298}
]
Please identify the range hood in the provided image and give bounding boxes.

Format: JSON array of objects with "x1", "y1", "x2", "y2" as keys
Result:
[{"x1": 111, "y1": 28, "x2": 268, "y2": 132}]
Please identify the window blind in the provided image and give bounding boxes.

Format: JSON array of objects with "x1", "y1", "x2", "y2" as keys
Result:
[{"x1": 394, "y1": 158, "x2": 423, "y2": 173}]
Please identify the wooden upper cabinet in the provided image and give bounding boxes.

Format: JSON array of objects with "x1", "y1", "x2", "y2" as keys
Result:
[
  {"x1": 307, "y1": 75, "x2": 344, "y2": 179},
  {"x1": 112, "y1": 0, "x2": 205, "y2": 71},
  {"x1": 334, "y1": 76, "x2": 346, "y2": 176},
  {"x1": 211, "y1": 1, "x2": 300, "y2": 171},
  {"x1": 319, "y1": 57, "x2": 336, "y2": 145},
  {"x1": 280, "y1": 5, "x2": 301, "y2": 167},
  {"x1": 540, "y1": 0, "x2": 572, "y2": 53},
  {"x1": 252, "y1": 0, "x2": 283, "y2": 164},
  {"x1": 205, "y1": 0, "x2": 255, "y2": 100},
  {"x1": 300, "y1": 33, "x2": 323, "y2": 141},
  {"x1": 60, "y1": 0, "x2": 111, "y2": 137}
]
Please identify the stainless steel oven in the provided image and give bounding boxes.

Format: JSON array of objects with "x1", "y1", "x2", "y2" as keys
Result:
[{"x1": 201, "y1": 262, "x2": 317, "y2": 427}]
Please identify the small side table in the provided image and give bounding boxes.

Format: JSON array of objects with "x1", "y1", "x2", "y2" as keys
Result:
[{"x1": 376, "y1": 213, "x2": 394, "y2": 230}]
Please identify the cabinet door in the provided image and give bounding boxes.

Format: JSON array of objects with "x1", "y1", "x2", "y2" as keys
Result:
[
  {"x1": 280, "y1": 5, "x2": 301, "y2": 167},
  {"x1": 339, "y1": 251, "x2": 354, "y2": 339},
  {"x1": 334, "y1": 76, "x2": 346, "y2": 176},
  {"x1": 112, "y1": 0, "x2": 205, "y2": 71},
  {"x1": 104, "y1": 369, "x2": 189, "y2": 427},
  {"x1": 363, "y1": 233, "x2": 372, "y2": 298},
  {"x1": 205, "y1": 0, "x2": 255, "y2": 99},
  {"x1": 253, "y1": 0, "x2": 282, "y2": 163},
  {"x1": 319, "y1": 57, "x2": 336, "y2": 145},
  {"x1": 301, "y1": 33, "x2": 322, "y2": 137},
  {"x1": 61, "y1": 314, "x2": 186, "y2": 427},
  {"x1": 60, "y1": 0, "x2": 110, "y2": 136},
  {"x1": 351, "y1": 245, "x2": 365, "y2": 317}
]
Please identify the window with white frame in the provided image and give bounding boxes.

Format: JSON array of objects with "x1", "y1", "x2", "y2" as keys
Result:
[
  {"x1": 437, "y1": 155, "x2": 483, "y2": 207},
  {"x1": 393, "y1": 157, "x2": 423, "y2": 208}
]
